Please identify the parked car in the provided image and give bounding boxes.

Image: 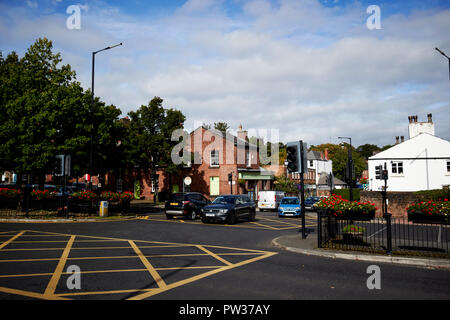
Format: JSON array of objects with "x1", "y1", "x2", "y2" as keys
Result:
[
  {"x1": 278, "y1": 197, "x2": 302, "y2": 217},
  {"x1": 56, "y1": 186, "x2": 75, "y2": 197},
  {"x1": 164, "y1": 192, "x2": 210, "y2": 220},
  {"x1": 304, "y1": 196, "x2": 322, "y2": 211},
  {"x1": 201, "y1": 195, "x2": 256, "y2": 224},
  {"x1": 72, "y1": 182, "x2": 87, "y2": 190},
  {"x1": 257, "y1": 191, "x2": 285, "y2": 211}
]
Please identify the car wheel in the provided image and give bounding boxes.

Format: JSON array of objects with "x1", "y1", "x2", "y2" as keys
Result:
[
  {"x1": 249, "y1": 209, "x2": 256, "y2": 222},
  {"x1": 166, "y1": 214, "x2": 173, "y2": 219},
  {"x1": 228, "y1": 211, "x2": 237, "y2": 225},
  {"x1": 201, "y1": 218, "x2": 208, "y2": 223},
  {"x1": 189, "y1": 210, "x2": 197, "y2": 220}
]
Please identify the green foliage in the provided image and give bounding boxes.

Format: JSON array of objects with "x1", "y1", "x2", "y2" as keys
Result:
[
  {"x1": 310, "y1": 143, "x2": 366, "y2": 182},
  {"x1": 0, "y1": 38, "x2": 124, "y2": 180},
  {"x1": 213, "y1": 122, "x2": 230, "y2": 132},
  {"x1": 414, "y1": 189, "x2": 450, "y2": 201},
  {"x1": 274, "y1": 175, "x2": 298, "y2": 194},
  {"x1": 332, "y1": 188, "x2": 360, "y2": 201}
]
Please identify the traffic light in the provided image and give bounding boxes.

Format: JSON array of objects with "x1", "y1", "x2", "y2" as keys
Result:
[
  {"x1": 382, "y1": 169, "x2": 388, "y2": 180},
  {"x1": 375, "y1": 165, "x2": 382, "y2": 180},
  {"x1": 286, "y1": 143, "x2": 299, "y2": 173}
]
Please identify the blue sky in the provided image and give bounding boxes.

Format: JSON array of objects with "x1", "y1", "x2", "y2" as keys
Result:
[{"x1": 1, "y1": 0, "x2": 449, "y2": 147}]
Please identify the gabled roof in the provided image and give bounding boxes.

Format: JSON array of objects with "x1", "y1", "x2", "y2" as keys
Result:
[
  {"x1": 191, "y1": 126, "x2": 258, "y2": 149},
  {"x1": 369, "y1": 133, "x2": 450, "y2": 160},
  {"x1": 317, "y1": 173, "x2": 347, "y2": 186}
]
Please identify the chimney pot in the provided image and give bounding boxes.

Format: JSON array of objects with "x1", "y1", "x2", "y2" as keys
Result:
[
  {"x1": 427, "y1": 113, "x2": 432, "y2": 123},
  {"x1": 395, "y1": 136, "x2": 399, "y2": 144},
  {"x1": 400, "y1": 136, "x2": 404, "y2": 142}
]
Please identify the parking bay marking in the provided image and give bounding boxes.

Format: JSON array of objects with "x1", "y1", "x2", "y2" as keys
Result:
[{"x1": 0, "y1": 230, "x2": 277, "y2": 300}]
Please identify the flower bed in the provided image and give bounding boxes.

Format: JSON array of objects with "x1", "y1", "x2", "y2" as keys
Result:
[
  {"x1": 70, "y1": 190, "x2": 98, "y2": 202},
  {"x1": 0, "y1": 188, "x2": 22, "y2": 199},
  {"x1": 31, "y1": 189, "x2": 55, "y2": 201},
  {"x1": 100, "y1": 191, "x2": 120, "y2": 202},
  {"x1": 314, "y1": 194, "x2": 376, "y2": 220},
  {"x1": 406, "y1": 199, "x2": 449, "y2": 224}
]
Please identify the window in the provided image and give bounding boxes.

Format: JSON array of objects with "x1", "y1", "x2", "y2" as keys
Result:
[
  {"x1": 210, "y1": 150, "x2": 220, "y2": 167},
  {"x1": 447, "y1": 160, "x2": 450, "y2": 173},
  {"x1": 309, "y1": 160, "x2": 314, "y2": 167},
  {"x1": 246, "y1": 151, "x2": 251, "y2": 167},
  {"x1": 391, "y1": 161, "x2": 403, "y2": 175}
]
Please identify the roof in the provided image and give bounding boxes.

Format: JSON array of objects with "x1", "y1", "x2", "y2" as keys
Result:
[
  {"x1": 192, "y1": 126, "x2": 258, "y2": 149},
  {"x1": 317, "y1": 173, "x2": 347, "y2": 186},
  {"x1": 369, "y1": 133, "x2": 450, "y2": 160}
]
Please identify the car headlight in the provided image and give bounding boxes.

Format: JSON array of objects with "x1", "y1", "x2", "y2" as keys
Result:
[{"x1": 219, "y1": 209, "x2": 228, "y2": 214}]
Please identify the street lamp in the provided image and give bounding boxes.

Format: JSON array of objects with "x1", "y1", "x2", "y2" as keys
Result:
[
  {"x1": 435, "y1": 48, "x2": 450, "y2": 81},
  {"x1": 338, "y1": 136, "x2": 354, "y2": 202},
  {"x1": 89, "y1": 42, "x2": 123, "y2": 190}
]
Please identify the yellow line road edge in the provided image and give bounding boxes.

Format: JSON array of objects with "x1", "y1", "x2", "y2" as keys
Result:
[
  {"x1": 128, "y1": 240, "x2": 167, "y2": 289},
  {"x1": 0, "y1": 231, "x2": 25, "y2": 250},
  {"x1": 44, "y1": 235, "x2": 75, "y2": 297},
  {"x1": 128, "y1": 251, "x2": 278, "y2": 300}
]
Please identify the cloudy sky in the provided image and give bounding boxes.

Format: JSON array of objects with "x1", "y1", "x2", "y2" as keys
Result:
[{"x1": 1, "y1": 0, "x2": 449, "y2": 147}]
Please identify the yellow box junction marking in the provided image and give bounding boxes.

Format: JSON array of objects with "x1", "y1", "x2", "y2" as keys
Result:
[{"x1": 0, "y1": 230, "x2": 277, "y2": 300}]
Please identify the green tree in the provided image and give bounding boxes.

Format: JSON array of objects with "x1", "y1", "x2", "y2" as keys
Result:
[
  {"x1": 213, "y1": 122, "x2": 230, "y2": 133},
  {"x1": 356, "y1": 144, "x2": 381, "y2": 160},
  {"x1": 0, "y1": 38, "x2": 125, "y2": 188},
  {"x1": 124, "y1": 97, "x2": 185, "y2": 201},
  {"x1": 310, "y1": 143, "x2": 366, "y2": 182}
]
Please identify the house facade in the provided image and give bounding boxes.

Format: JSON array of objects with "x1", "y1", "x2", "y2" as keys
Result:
[
  {"x1": 368, "y1": 114, "x2": 450, "y2": 192},
  {"x1": 135, "y1": 125, "x2": 276, "y2": 201}
]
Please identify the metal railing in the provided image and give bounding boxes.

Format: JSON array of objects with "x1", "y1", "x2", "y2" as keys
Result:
[{"x1": 317, "y1": 210, "x2": 449, "y2": 258}]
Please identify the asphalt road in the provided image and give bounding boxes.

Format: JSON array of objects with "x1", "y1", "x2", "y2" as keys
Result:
[{"x1": 0, "y1": 210, "x2": 449, "y2": 302}]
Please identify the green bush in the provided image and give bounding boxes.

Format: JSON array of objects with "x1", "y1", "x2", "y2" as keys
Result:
[
  {"x1": 414, "y1": 189, "x2": 450, "y2": 201},
  {"x1": 332, "y1": 188, "x2": 360, "y2": 201}
]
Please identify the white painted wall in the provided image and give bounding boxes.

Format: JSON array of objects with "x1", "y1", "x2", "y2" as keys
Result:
[{"x1": 369, "y1": 133, "x2": 450, "y2": 191}]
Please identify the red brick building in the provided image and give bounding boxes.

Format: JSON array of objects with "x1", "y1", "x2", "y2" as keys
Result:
[{"x1": 126, "y1": 125, "x2": 276, "y2": 201}]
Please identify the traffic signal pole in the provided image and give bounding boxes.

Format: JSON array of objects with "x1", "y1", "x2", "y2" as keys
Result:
[{"x1": 299, "y1": 141, "x2": 306, "y2": 239}]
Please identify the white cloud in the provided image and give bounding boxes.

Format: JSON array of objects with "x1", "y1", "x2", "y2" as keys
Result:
[{"x1": 1, "y1": 0, "x2": 449, "y2": 147}]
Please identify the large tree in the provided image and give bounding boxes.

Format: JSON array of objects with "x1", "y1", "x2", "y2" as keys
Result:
[
  {"x1": 124, "y1": 97, "x2": 185, "y2": 201},
  {"x1": 310, "y1": 143, "x2": 366, "y2": 183},
  {"x1": 0, "y1": 38, "x2": 124, "y2": 187}
]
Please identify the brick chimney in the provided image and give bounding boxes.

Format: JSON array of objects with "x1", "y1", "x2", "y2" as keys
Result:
[
  {"x1": 237, "y1": 124, "x2": 248, "y2": 142},
  {"x1": 324, "y1": 148, "x2": 329, "y2": 160}
]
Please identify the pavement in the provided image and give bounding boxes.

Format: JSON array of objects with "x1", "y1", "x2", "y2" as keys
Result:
[{"x1": 272, "y1": 231, "x2": 450, "y2": 270}]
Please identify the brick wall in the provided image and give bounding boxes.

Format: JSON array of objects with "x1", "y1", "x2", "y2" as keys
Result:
[{"x1": 360, "y1": 191, "x2": 422, "y2": 218}]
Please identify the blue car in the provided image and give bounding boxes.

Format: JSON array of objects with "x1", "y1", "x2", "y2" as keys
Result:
[{"x1": 278, "y1": 197, "x2": 301, "y2": 217}]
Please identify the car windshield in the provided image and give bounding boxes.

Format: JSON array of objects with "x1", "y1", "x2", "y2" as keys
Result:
[
  {"x1": 212, "y1": 196, "x2": 236, "y2": 205},
  {"x1": 281, "y1": 198, "x2": 299, "y2": 205}
]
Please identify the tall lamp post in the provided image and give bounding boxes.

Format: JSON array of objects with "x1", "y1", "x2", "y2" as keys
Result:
[
  {"x1": 89, "y1": 43, "x2": 123, "y2": 190},
  {"x1": 338, "y1": 136, "x2": 354, "y2": 202},
  {"x1": 435, "y1": 47, "x2": 450, "y2": 82}
]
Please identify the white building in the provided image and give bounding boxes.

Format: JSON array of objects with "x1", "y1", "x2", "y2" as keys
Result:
[{"x1": 368, "y1": 114, "x2": 450, "y2": 192}]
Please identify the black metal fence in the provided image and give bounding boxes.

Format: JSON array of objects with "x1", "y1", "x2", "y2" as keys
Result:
[{"x1": 317, "y1": 210, "x2": 449, "y2": 258}]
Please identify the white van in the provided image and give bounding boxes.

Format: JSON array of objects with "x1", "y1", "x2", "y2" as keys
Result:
[{"x1": 257, "y1": 191, "x2": 285, "y2": 211}]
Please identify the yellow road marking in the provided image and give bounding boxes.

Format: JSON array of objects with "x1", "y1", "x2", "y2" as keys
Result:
[
  {"x1": 128, "y1": 251, "x2": 278, "y2": 300},
  {"x1": 0, "y1": 286, "x2": 69, "y2": 300},
  {"x1": 0, "y1": 231, "x2": 25, "y2": 250},
  {"x1": 44, "y1": 235, "x2": 75, "y2": 296},
  {"x1": 196, "y1": 245, "x2": 233, "y2": 266},
  {"x1": 0, "y1": 266, "x2": 222, "y2": 279},
  {"x1": 128, "y1": 240, "x2": 167, "y2": 289}
]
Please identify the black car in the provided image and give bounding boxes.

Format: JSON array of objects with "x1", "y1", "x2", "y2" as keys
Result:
[
  {"x1": 164, "y1": 192, "x2": 210, "y2": 220},
  {"x1": 201, "y1": 195, "x2": 256, "y2": 224},
  {"x1": 304, "y1": 196, "x2": 322, "y2": 211}
]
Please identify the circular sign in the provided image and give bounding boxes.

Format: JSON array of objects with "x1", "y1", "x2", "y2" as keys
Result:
[{"x1": 184, "y1": 177, "x2": 192, "y2": 186}]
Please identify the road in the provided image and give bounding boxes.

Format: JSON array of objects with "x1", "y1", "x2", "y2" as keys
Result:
[{"x1": 0, "y1": 209, "x2": 449, "y2": 302}]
